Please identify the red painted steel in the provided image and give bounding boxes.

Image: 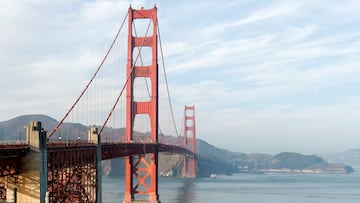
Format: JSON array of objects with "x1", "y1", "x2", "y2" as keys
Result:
[
  {"x1": 0, "y1": 183, "x2": 5, "y2": 202},
  {"x1": 0, "y1": 141, "x2": 194, "y2": 202},
  {"x1": 183, "y1": 106, "x2": 197, "y2": 177},
  {"x1": 0, "y1": 144, "x2": 28, "y2": 183},
  {"x1": 47, "y1": 145, "x2": 97, "y2": 202},
  {"x1": 124, "y1": 5, "x2": 159, "y2": 202},
  {"x1": 0, "y1": 144, "x2": 29, "y2": 159},
  {"x1": 101, "y1": 143, "x2": 193, "y2": 160}
]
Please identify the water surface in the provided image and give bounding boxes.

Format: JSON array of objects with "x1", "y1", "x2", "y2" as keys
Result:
[{"x1": 103, "y1": 172, "x2": 360, "y2": 203}]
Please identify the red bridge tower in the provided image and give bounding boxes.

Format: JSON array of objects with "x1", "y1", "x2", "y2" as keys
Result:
[
  {"x1": 183, "y1": 105, "x2": 196, "y2": 177},
  {"x1": 124, "y1": 6, "x2": 159, "y2": 203}
]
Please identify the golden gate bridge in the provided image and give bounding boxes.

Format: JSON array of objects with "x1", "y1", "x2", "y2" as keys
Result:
[{"x1": 0, "y1": 5, "x2": 196, "y2": 203}]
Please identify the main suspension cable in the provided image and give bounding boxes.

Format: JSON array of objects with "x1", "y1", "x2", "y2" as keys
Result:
[
  {"x1": 48, "y1": 12, "x2": 128, "y2": 138},
  {"x1": 157, "y1": 20, "x2": 180, "y2": 137}
]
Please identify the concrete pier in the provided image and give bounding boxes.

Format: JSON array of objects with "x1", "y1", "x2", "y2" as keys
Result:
[
  {"x1": 1, "y1": 121, "x2": 101, "y2": 202},
  {"x1": 89, "y1": 127, "x2": 102, "y2": 203},
  {"x1": 4, "y1": 121, "x2": 48, "y2": 202}
]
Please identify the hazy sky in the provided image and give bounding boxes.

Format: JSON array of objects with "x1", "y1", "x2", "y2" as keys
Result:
[{"x1": 1, "y1": 0, "x2": 359, "y2": 154}]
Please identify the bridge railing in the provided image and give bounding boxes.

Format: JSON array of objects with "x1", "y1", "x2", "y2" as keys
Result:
[
  {"x1": 0, "y1": 140, "x2": 27, "y2": 147},
  {"x1": 47, "y1": 140, "x2": 95, "y2": 147}
]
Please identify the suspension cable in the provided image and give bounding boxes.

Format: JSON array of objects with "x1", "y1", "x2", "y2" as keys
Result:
[
  {"x1": 48, "y1": 12, "x2": 129, "y2": 138},
  {"x1": 157, "y1": 20, "x2": 180, "y2": 137},
  {"x1": 177, "y1": 114, "x2": 185, "y2": 145}
]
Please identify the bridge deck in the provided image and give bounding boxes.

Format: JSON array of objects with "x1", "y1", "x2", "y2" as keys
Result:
[
  {"x1": 0, "y1": 142, "x2": 193, "y2": 160},
  {"x1": 0, "y1": 144, "x2": 29, "y2": 158}
]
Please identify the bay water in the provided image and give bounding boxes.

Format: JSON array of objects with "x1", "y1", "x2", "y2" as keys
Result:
[{"x1": 102, "y1": 172, "x2": 360, "y2": 203}]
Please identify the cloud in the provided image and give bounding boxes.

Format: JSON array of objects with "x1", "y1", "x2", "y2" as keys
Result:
[
  {"x1": 232, "y1": 2, "x2": 297, "y2": 25},
  {"x1": 199, "y1": 97, "x2": 360, "y2": 153},
  {"x1": 1, "y1": 1, "x2": 359, "y2": 154}
]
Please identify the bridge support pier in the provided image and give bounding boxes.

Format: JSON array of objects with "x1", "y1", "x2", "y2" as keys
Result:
[
  {"x1": 2, "y1": 121, "x2": 50, "y2": 203},
  {"x1": 38, "y1": 122, "x2": 48, "y2": 203},
  {"x1": 124, "y1": 5, "x2": 160, "y2": 203},
  {"x1": 12, "y1": 122, "x2": 100, "y2": 203},
  {"x1": 88, "y1": 127, "x2": 102, "y2": 203}
]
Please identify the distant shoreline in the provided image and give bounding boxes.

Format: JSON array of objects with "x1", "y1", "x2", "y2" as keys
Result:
[{"x1": 254, "y1": 167, "x2": 353, "y2": 174}]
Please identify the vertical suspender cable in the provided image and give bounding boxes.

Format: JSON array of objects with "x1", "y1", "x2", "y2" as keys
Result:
[
  {"x1": 157, "y1": 21, "x2": 180, "y2": 137},
  {"x1": 48, "y1": 12, "x2": 128, "y2": 138},
  {"x1": 98, "y1": 9, "x2": 155, "y2": 136}
]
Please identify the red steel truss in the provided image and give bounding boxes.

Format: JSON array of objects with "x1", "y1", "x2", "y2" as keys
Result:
[
  {"x1": 0, "y1": 144, "x2": 29, "y2": 201},
  {"x1": 124, "y1": 5, "x2": 159, "y2": 202},
  {"x1": 183, "y1": 106, "x2": 196, "y2": 177},
  {"x1": 0, "y1": 183, "x2": 5, "y2": 202},
  {"x1": 0, "y1": 145, "x2": 29, "y2": 177},
  {"x1": 47, "y1": 145, "x2": 97, "y2": 203}
]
